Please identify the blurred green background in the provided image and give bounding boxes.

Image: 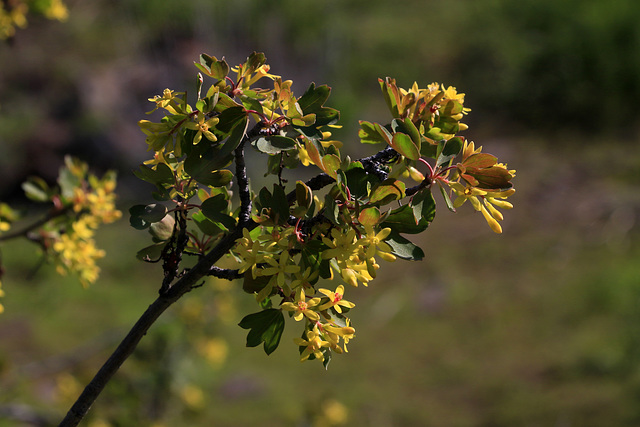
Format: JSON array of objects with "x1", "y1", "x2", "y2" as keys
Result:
[{"x1": 2, "y1": 0, "x2": 640, "y2": 426}]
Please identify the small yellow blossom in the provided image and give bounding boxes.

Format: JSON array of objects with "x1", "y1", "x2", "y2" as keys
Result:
[
  {"x1": 360, "y1": 225, "x2": 396, "y2": 262},
  {"x1": 321, "y1": 321, "x2": 356, "y2": 354},
  {"x1": 322, "y1": 228, "x2": 358, "y2": 263},
  {"x1": 294, "y1": 326, "x2": 331, "y2": 362},
  {"x1": 450, "y1": 182, "x2": 486, "y2": 211},
  {"x1": 260, "y1": 251, "x2": 300, "y2": 288},
  {"x1": 147, "y1": 88, "x2": 179, "y2": 114},
  {"x1": 281, "y1": 287, "x2": 321, "y2": 322},
  {"x1": 185, "y1": 114, "x2": 219, "y2": 144},
  {"x1": 53, "y1": 234, "x2": 106, "y2": 288},
  {"x1": 318, "y1": 285, "x2": 355, "y2": 313}
]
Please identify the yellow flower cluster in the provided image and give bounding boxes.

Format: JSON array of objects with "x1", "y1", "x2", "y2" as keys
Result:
[
  {"x1": 53, "y1": 218, "x2": 107, "y2": 288},
  {"x1": 322, "y1": 226, "x2": 395, "y2": 288},
  {"x1": 51, "y1": 160, "x2": 121, "y2": 287},
  {"x1": 232, "y1": 222, "x2": 400, "y2": 362}
]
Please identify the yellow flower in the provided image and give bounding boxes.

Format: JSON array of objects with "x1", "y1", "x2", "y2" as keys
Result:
[
  {"x1": 293, "y1": 326, "x2": 331, "y2": 362},
  {"x1": 318, "y1": 285, "x2": 355, "y2": 313},
  {"x1": 185, "y1": 114, "x2": 219, "y2": 144},
  {"x1": 360, "y1": 225, "x2": 396, "y2": 262},
  {"x1": 281, "y1": 287, "x2": 321, "y2": 322},
  {"x1": 297, "y1": 144, "x2": 313, "y2": 166},
  {"x1": 322, "y1": 228, "x2": 358, "y2": 263},
  {"x1": 449, "y1": 182, "x2": 514, "y2": 234},
  {"x1": 450, "y1": 182, "x2": 486, "y2": 212},
  {"x1": 143, "y1": 150, "x2": 169, "y2": 169},
  {"x1": 260, "y1": 251, "x2": 300, "y2": 288},
  {"x1": 321, "y1": 321, "x2": 356, "y2": 354},
  {"x1": 241, "y1": 64, "x2": 279, "y2": 87},
  {"x1": 53, "y1": 234, "x2": 106, "y2": 288},
  {"x1": 147, "y1": 88, "x2": 180, "y2": 114}
]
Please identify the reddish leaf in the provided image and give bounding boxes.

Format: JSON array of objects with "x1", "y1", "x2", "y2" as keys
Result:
[
  {"x1": 358, "y1": 206, "x2": 381, "y2": 225},
  {"x1": 462, "y1": 153, "x2": 497, "y2": 169}
]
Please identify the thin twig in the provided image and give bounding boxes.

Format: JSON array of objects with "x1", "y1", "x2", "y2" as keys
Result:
[{"x1": 0, "y1": 206, "x2": 70, "y2": 243}]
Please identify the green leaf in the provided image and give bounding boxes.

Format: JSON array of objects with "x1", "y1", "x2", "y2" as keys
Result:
[
  {"x1": 385, "y1": 231, "x2": 424, "y2": 260},
  {"x1": 201, "y1": 170, "x2": 234, "y2": 187},
  {"x1": 219, "y1": 116, "x2": 249, "y2": 158},
  {"x1": 200, "y1": 194, "x2": 236, "y2": 230},
  {"x1": 242, "y1": 272, "x2": 271, "y2": 294},
  {"x1": 200, "y1": 194, "x2": 227, "y2": 218},
  {"x1": 22, "y1": 177, "x2": 50, "y2": 202},
  {"x1": 133, "y1": 163, "x2": 174, "y2": 187},
  {"x1": 391, "y1": 132, "x2": 420, "y2": 160},
  {"x1": 379, "y1": 77, "x2": 399, "y2": 118},
  {"x1": 238, "y1": 309, "x2": 285, "y2": 355},
  {"x1": 129, "y1": 205, "x2": 151, "y2": 230},
  {"x1": 358, "y1": 120, "x2": 386, "y2": 145},
  {"x1": 271, "y1": 184, "x2": 290, "y2": 225},
  {"x1": 192, "y1": 211, "x2": 225, "y2": 236},
  {"x1": 391, "y1": 118, "x2": 422, "y2": 149},
  {"x1": 438, "y1": 181, "x2": 457, "y2": 212},
  {"x1": 296, "y1": 181, "x2": 313, "y2": 210},
  {"x1": 381, "y1": 203, "x2": 432, "y2": 234},
  {"x1": 297, "y1": 83, "x2": 330, "y2": 113},
  {"x1": 184, "y1": 144, "x2": 233, "y2": 185},
  {"x1": 140, "y1": 204, "x2": 168, "y2": 223},
  {"x1": 369, "y1": 179, "x2": 405, "y2": 205},
  {"x1": 424, "y1": 126, "x2": 447, "y2": 142},
  {"x1": 215, "y1": 106, "x2": 246, "y2": 134},
  {"x1": 344, "y1": 165, "x2": 377, "y2": 199},
  {"x1": 436, "y1": 136, "x2": 465, "y2": 167},
  {"x1": 195, "y1": 54, "x2": 229, "y2": 80},
  {"x1": 254, "y1": 136, "x2": 297, "y2": 154},
  {"x1": 410, "y1": 188, "x2": 436, "y2": 226},
  {"x1": 321, "y1": 154, "x2": 341, "y2": 180},
  {"x1": 374, "y1": 123, "x2": 393, "y2": 146},
  {"x1": 290, "y1": 113, "x2": 316, "y2": 127},
  {"x1": 244, "y1": 51, "x2": 266, "y2": 76},
  {"x1": 296, "y1": 83, "x2": 339, "y2": 127},
  {"x1": 255, "y1": 185, "x2": 289, "y2": 225},
  {"x1": 323, "y1": 194, "x2": 340, "y2": 225},
  {"x1": 135, "y1": 242, "x2": 167, "y2": 261}
]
